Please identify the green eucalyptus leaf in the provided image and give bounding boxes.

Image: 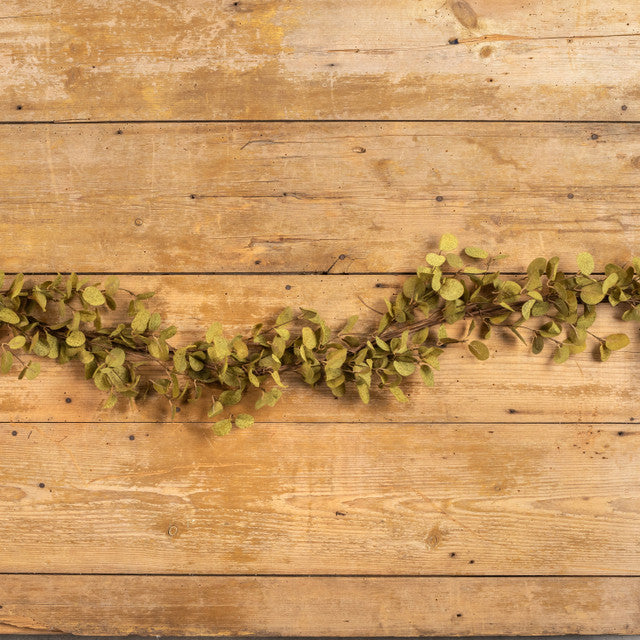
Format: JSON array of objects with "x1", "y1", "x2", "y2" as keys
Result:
[
  {"x1": 8, "y1": 335, "x2": 26, "y2": 350},
  {"x1": 426, "y1": 252, "x2": 446, "y2": 267},
  {"x1": 580, "y1": 283, "x2": 604, "y2": 305},
  {"x1": 393, "y1": 360, "x2": 415, "y2": 377},
  {"x1": 439, "y1": 278, "x2": 464, "y2": 301},
  {"x1": 24, "y1": 361, "x2": 41, "y2": 380},
  {"x1": 439, "y1": 233, "x2": 458, "y2": 252},
  {"x1": 106, "y1": 347, "x2": 126, "y2": 367},
  {"x1": 235, "y1": 413, "x2": 254, "y2": 429},
  {"x1": 66, "y1": 330, "x2": 85, "y2": 347},
  {"x1": 553, "y1": 344, "x2": 571, "y2": 364},
  {"x1": 82, "y1": 286, "x2": 106, "y2": 306},
  {"x1": 531, "y1": 334, "x2": 544, "y2": 354},
  {"x1": 389, "y1": 385, "x2": 408, "y2": 403},
  {"x1": 577, "y1": 251, "x2": 594, "y2": 276},
  {"x1": 0, "y1": 351, "x2": 13, "y2": 374},
  {"x1": 419, "y1": 365, "x2": 434, "y2": 386},
  {"x1": 0, "y1": 308, "x2": 20, "y2": 325},
  {"x1": 602, "y1": 272, "x2": 618, "y2": 294},
  {"x1": 302, "y1": 326, "x2": 317, "y2": 350},
  {"x1": 212, "y1": 418, "x2": 233, "y2": 436},
  {"x1": 131, "y1": 309, "x2": 151, "y2": 334},
  {"x1": 464, "y1": 247, "x2": 488, "y2": 259},
  {"x1": 605, "y1": 333, "x2": 630, "y2": 351},
  {"x1": 445, "y1": 253, "x2": 464, "y2": 269},
  {"x1": 468, "y1": 340, "x2": 490, "y2": 361}
]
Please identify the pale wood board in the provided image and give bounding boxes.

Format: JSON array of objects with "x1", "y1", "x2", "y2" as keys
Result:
[
  {"x1": 2, "y1": 421, "x2": 639, "y2": 574},
  {"x1": 1, "y1": 122, "x2": 640, "y2": 273},
  {"x1": 0, "y1": 274, "x2": 637, "y2": 424},
  {"x1": 1, "y1": 1, "x2": 640, "y2": 121},
  {"x1": 1, "y1": 576, "x2": 639, "y2": 636}
]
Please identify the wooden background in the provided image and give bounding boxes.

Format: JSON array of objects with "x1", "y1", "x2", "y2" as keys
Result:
[{"x1": 1, "y1": 0, "x2": 640, "y2": 635}]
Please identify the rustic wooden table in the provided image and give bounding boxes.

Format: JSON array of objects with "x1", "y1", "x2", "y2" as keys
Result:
[{"x1": 1, "y1": 0, "x2": 639, "y2": 635}]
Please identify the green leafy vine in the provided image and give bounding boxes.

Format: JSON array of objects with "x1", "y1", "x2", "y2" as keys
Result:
[{"x1": 0, "y1": 234, "x2": 638, "y2": 434}]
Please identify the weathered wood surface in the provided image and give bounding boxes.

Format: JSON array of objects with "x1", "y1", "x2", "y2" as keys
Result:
[
  {"x1": 3, "y1": 0, "x2": 640, "y2": 635},
  {"x1": 2, "y1": 122, "x2": 640, "y2": 273},
  {"x1": 0, "y1": 275, "x2": 637, "y2": 424},
  {"x1": 2, "y1": 421, "x2": 639, "y2": 574},
  {"x1": 2, "y1": 576, "x2": 639, "y2": 636},
  {"x1": 1, "y1": 0, "x2": 640, "y2": 121}
]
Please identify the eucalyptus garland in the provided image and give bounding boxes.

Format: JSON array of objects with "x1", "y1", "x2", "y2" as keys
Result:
[{"x1": 0, "y1": 234, "x2": 638, "y2": 435}]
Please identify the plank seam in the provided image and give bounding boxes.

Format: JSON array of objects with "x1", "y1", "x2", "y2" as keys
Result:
[
  {"x1": 0, "y1": 272, "x2": 613, "y2": 277},
  {"x1": 2, "y1": 420, "x2": 637, "y2": 425},
  {"x1": 3, "y1": 119, "x2": 640, "y2": 125},
  {"x1": 2, "y1": 573, "x2": 639, "y2": 578}
]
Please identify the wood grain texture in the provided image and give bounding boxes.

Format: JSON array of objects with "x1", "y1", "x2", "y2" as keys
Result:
[
  {"x1": 1, "y1": 0, "x2": 640, "y2": 121},
  {"x1": 2, "y1": 421, "x2": 639, "y2": 574},
  {"x1": 2, "y1": 122, "x2": 640, "y2": 273},
  {"x1": 0, "y1": 274, "x2": 637, "y2": 424},
  {"x1": 2, "y1": 576, "x2": 639, "y2": 636}
]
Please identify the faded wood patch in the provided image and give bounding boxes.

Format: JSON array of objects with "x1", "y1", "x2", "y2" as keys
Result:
[
  {"x1": 0, "y1": 1, "x2": 639, "y2": 120},
  {"x1": 1, "y1": 576, "x2": 639, "y2": 635},
  {"x1": 2, "y1": 422, "x2": 639, "y2": 574},
  {"x1": 1, "y1": 122, "x2": 640, "y2": 273}
]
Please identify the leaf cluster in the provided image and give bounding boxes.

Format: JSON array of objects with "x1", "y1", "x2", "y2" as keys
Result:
[{"x1": 1, "y1": 237, "x2": 638, "y2": 435}]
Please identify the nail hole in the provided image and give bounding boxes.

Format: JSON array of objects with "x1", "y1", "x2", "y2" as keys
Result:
[
  {"x1": 435, "y1": 195, "x2": 444, "y2": 202},
  {"x1": 65, "y1": 397, "x2": 72, "y2": 404},
  {"x1": 116, "y1": 129, "x2": 123, "y2": 135},
  {"x1": 339, "y1": 254, "x2": 346, "y2": 260},
  {"x1": 16, "y1": 105, "x2": 23, "y2": 110},
  {"x1": 591, "y1": 133, "x2": 598, "y2": 140},
  {"x1": 129, "y1": 434, "x2": 135, "y2": 441},
  {"x1": 567, "y1": 193, "x2": 574, "y2": 199},
  {"x1": 285, "y1": 284, "x2": 292, "y2": 290},
  {"x1": 254, "y1": 259, "x2": 261, "y2": 265},
  {"x1": 352, "y1": 146, "x2": 366, "y2": 153},
  {"x1": 134, "y1": 218, "x2": 143, "y2": 226},
  {"x1": 448, "y1": 38, "x2": 459, "y2": 45},
  {"x1": 622, "y1": 105, "x2": 628, "y2": 111},
  {"x1": 11, "y1": 430, "x2": 17, "y2": 436},
  {"x1": 38, "y1": 482, "x2": 45, "y2": 488},
  {"x1": 190, "y1": 194, "x2": 196, "y2": 199}
]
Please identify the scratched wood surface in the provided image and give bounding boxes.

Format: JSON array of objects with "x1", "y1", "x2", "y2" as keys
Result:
[
  {"x1": 2, "y1": 421, "x2": 640, "y2": 574},
  {"x1": 2, "y1": 122, "x2": 640, "y2": 273},
  {"x1": 2, "y1": 577, "x2": 640, "y2": 636},
  {"x1": 1, "y1": 0, "x2": 640, "y2": 121},
  {"x1": 2, "y1": 0, "x2": 640, "y2": 636}
]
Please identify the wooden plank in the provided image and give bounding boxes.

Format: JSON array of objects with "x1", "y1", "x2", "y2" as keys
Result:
[
  {"x1": 2, "y1": 122, "x2": 640, "y2": 273},
  {"x1": 0, "y1": 274, "x2": 637, "y2": 424},
  {"x1": 1, "y1": 576, "x2": 639, "y2": 636},
  {"x1": 2, "y1": 421, "x2": 639, "y2": 574},
  {"x1": 1, "y1": 1, "x2": 639, "y2": 121}
]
